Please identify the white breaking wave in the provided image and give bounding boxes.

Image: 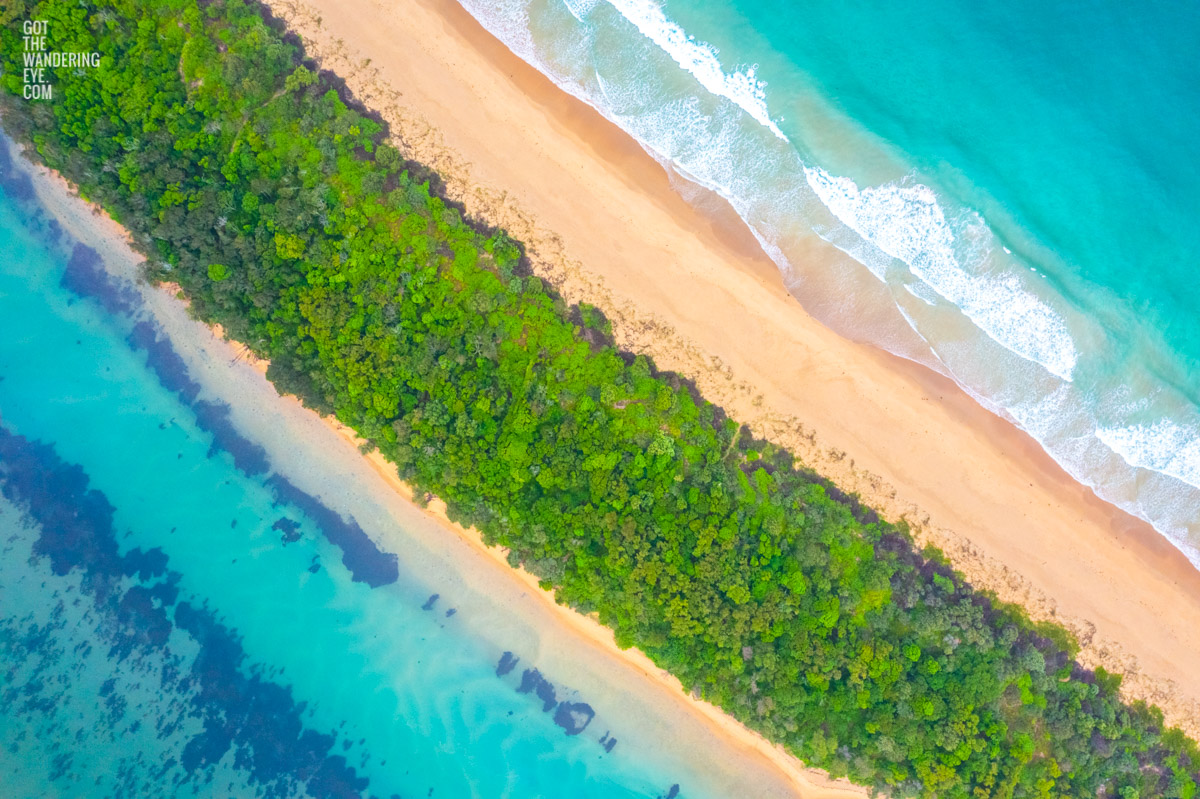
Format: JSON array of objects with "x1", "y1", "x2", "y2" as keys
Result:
[
  {"x1": 601, "y1": 0, "x2": 788, "y2": 140},
  {"x1": 804, "y1": 166, "x2": 1079, "y2": 382},
  {"x1": 1098, "y1": 420, "x2": 1200, "y2": 491},
  {"x1": 595, "y1": 0, "x2": 1081, "y2": 384}
]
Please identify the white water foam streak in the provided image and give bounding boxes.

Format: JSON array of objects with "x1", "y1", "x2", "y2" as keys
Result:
[
  {"x1": 591, "y1": 0, "x2": 1080, "y2": 385},
  {"x1": 563, "y1": 0, "x2": 602, "y2": 23},
  {"x1": 804, "y1": 166, "x2": 1079, "y2": 382},
  {"x1": 600, "y1": 0, "x2": 787, "y2": 141},
  {"x1": 1098, "y1": 421, "x2": 1200, "y2": 492}
]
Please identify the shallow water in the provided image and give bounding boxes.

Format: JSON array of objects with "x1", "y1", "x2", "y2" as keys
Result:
[
  {"x1": 0, "y1": 136, "x2": 735, "y2": 798},
  {"x1": 456, "y1": 0, "x2": 1200, "y2": 564}
]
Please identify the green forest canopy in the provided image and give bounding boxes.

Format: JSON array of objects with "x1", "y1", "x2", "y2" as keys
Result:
[{"x1": 2, "y1": 1, "x2": 1197, "y2": 796}]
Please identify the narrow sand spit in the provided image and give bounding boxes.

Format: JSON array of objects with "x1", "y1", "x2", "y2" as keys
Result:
[{"x1": 258, "y1": 0, "x2": 1200, "y2": 735}]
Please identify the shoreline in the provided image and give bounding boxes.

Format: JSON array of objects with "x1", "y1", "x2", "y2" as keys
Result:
[
  {"x1": 13, "y1": 138, "x2": 866, "y2": 797},
  {"x1": 264, "y1": 0, "x2": 1200, "y2": 734}
]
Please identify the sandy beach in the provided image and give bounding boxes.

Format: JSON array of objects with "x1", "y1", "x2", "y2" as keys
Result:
[
  {"x1": 254, "y1": 0, "x2": 1200, "y2": 736},
  {"x1": 14, "y1": 136, "x2": 867, "y2": 796}
]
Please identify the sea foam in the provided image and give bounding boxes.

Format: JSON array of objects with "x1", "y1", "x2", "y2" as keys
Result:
[
  {"x1": 602, "y1": 0, "x2": 787, "y2": 140},
  {"x1": 604, "y1": 0, "x2": 1080, "y2": 386},
  {"x1": 1098, "y1": 420, "x2": 1200, "y2": 492},
  {"x1": 803, "y1": 167, "x2": 1079, "y2": 382}
]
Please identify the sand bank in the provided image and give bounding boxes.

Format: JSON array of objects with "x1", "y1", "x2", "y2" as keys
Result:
[
  {"x1": 259, "y1": 0, "x2": 1200, "y2": 736},
  {"x1": 14, "y1": 138, "x2": 865, "y2": 796}
]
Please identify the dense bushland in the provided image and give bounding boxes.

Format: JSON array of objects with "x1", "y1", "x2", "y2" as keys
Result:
[{"x1": 2, "y1": 1, "x2": 1197, "y2": 795}]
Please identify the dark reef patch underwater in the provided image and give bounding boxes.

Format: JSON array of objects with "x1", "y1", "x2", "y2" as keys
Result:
[{"x1": 0, "y1": 424, "x2": 371, "y2": 798}]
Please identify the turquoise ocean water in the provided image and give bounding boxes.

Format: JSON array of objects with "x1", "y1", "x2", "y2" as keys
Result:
[
  {"x1": 456, "y1": 0, "x2": 1200, "y2": 562},
  {"x1": 0, "y1": 138, "x2": 736, "y2": 797}
]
